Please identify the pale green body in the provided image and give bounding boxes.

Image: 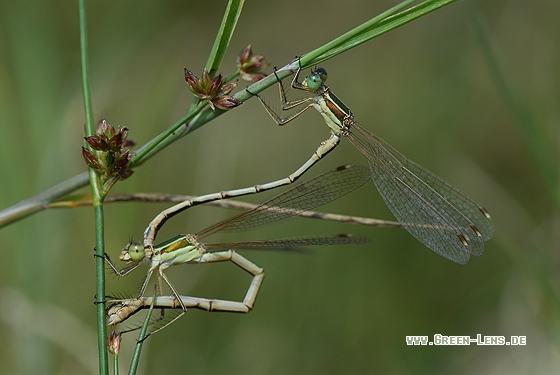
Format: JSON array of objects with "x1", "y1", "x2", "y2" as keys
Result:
[{"x1": 122, "y1": 235, "x2": 202, "y2": 269}]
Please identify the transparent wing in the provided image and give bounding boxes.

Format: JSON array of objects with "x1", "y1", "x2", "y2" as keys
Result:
[
  {"x1": 195, "y1": 165, "x2": 371, "y2": 240},
  {"x1": 346, "y1": 122, "x2": 493, "y2": 264},
  {"x1": 203, "y1": 233, "x2": 371, "y2": 251}
]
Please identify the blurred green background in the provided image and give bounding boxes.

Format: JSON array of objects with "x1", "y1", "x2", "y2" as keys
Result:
[{"x1": 1, "y1": 1, "x2": 559, "y2": 374}]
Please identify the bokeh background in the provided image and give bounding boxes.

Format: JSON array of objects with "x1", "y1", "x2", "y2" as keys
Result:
[{"x1": 1, "y1": 0, "x2": 559, "y2": 374}]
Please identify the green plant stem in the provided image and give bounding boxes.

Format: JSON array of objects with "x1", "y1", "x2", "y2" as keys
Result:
[
  {"x1": 300, "y1": 0, "x2": 419, "y2": 67},
  {"x1": 80, "y1": 6, "x2": 94, "y2": 138},
  {"x1": 93, "y1": 205, "x2": 108, "y2": 374},
  {"x1": 79, "y1": 0, "x2": 108, "y2": 374},
  {"x1": 128, "y1": 294, "x2": 155, "y2": 375},
  {"x1": 130, "y1": 102, "x2": 206, "y2": 167},
  {"x1": 0, "y1": 172, "x2": 89, "y2": 228},
  {"x1": 303, "y1": 0, "x2": 456, "y2": 67}
]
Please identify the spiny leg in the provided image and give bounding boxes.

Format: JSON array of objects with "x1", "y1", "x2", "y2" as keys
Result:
[
  {"x1": 140, "y1": 266, "x2": 188, "y2": 336},
  {"x1": 105, "y1": 286, "x2": 169, "y2": 337},
  {"x1": 274, "y1": 65, "x2": 315, "y2": 110},
  {"x1": 259, "y1": 93, "x2": 315, "y2": 125},
  {"x1": 135, "y1": 267, "x2": 155, "y2": 299},
  {"x1": 289, "y1": 56, "x2": 308, "y2": 91},
  {"x1": 248, "y1": 65, "x2": 315, "y2": 125},
  {"x1": 100, "y1": 252, "x2": 141, "y2": 277},
  {"x1": 113, "y1": 267, "x2": 188, "y2": 338},
  {"x1": 280, "y1": 58, "x2": 315, "y2": 104}
]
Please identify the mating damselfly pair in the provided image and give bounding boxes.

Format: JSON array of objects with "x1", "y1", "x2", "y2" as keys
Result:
[{"x1": 104, "y1": 60, "x2": 493, "y2": 336}]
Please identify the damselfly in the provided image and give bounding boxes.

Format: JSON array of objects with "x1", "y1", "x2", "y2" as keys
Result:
[
  {"x1": 248, "y1": 59, "x2": 493, "y2": 264},
  {"x1": 105, "y1": 164, "x2": 371, "y2": 335},
  {"x1": 142, "y1": 122, "x2": 340, "y2": 250}
]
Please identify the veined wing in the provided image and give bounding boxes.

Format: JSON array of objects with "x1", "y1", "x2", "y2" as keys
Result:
[
  {"x1": 203, "y1": 233, "x2": 371, "y2": 251},
  {"x1": 346, "y1": 122, "x2": 492, "y2": 264},
  {"x1": 195, "y1": 165, "x2": 371, "y2": 240}
]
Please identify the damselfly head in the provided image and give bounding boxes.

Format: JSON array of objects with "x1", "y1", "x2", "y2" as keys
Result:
[
  {"x1": 304, "y1": 67, "x2": 327, "y2": 91},
  {"x1": 120, "y1": 240, "x2": 145, "y2": 262}
]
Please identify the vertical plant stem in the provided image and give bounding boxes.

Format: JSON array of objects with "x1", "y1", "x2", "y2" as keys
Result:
[
  {"x1": 93, "y1": 205, "x2": 108, "y2": 374},
  {"x1": 128, "y1": 295, "x2": 155, "y2": 375},
  {"x1": 79, "y1": 3, "x2": 94, "y2": 137},
  {"x1": 79, "y1": 0, "x2": 108, "y2": 374}
]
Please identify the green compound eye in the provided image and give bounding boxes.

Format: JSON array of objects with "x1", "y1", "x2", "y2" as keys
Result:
[
  {"x1": 306, "y1": 73, "x2": 322, "y2": 90},
  {"x1": 305, "y1": 67, "x2": 327, "y2": 90},
  {"x1": 127, "y1": 241, "x2": 145, "y2": 262}
]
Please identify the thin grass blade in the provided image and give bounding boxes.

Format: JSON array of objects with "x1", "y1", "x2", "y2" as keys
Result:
[
  {"x1": 205, "y1": 0, "x2": 245, "y2": 77},
  {"x1": 472, "y1": 16, "x2": 560, "y2": 208}
]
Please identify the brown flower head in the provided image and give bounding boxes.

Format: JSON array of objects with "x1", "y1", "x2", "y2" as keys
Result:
[
  {"x1": 82, "y1": 119, "x2": 135, "y2": 183},
  {"x1": 184, "y1": 68, "x2": 241, "y2": 110},
  {"x1": 237, "y1": 45, "x2": 268, "y2": 81}
]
